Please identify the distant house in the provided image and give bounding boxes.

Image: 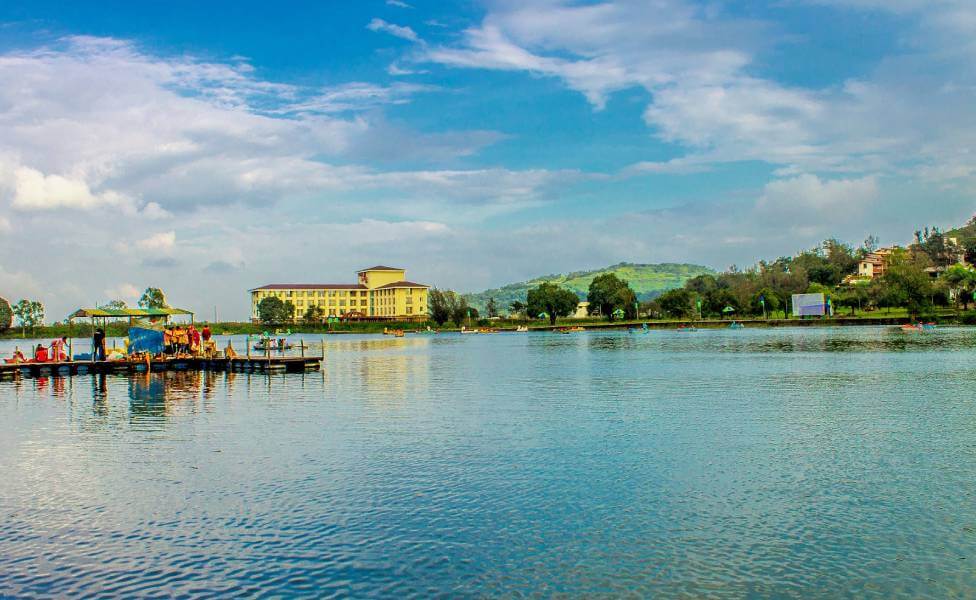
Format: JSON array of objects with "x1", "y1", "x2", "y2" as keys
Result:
[
  {"x1": 856, "y1": 247, "x2": 896, "y2": 279},
  {"x1": 573, "y1": 301, "x2": 592, "y2": 319}
]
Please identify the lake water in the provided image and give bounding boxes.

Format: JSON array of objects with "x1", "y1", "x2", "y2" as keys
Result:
[{"x1": 1, "y1": 327, "x2": 975, "y2": 598}]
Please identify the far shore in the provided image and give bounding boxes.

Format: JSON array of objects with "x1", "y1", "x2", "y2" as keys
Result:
[{"x1": 2, "y1": 310, "x2": 971, "y2": 340}]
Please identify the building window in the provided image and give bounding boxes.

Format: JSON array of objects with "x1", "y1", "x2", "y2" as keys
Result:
[{"x1": 407, "y1": 307, "x2": 413, "y2": 314}]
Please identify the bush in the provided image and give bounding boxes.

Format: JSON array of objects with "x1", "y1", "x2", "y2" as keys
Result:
[{"x1": 0, "y1": 296, "x2": 11, "y2": 333}]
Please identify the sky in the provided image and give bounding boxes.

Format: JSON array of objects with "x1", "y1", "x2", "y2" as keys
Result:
[{"x1": 1, "y1": 0, "x2": 975, "y2": 321}]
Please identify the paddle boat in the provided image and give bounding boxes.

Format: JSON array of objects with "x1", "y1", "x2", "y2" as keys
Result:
[
  {"x1": 900, "y1": 323, "x2": 935, "y2": 332},
  {"x1": 558, "y1": 326, "x2": 585, "y2": 334},
  {"x1": 253, "y1": 338, "x2": 294, "y2": 352},
  {"x1": 728, "y1": 321, "x2": 745, "y2": 330},
  {"x1": 676, "y1": 325, "x2": 698, "y2": 332},
  {"x1": 515, "y1": 326, "x2": 529, "y2": 333}
]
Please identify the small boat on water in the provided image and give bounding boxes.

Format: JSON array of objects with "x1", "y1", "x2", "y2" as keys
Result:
[
  {"x1": 383, "y1": 328, "x2": 405, "y2": 337},
  {"x1": 728, "y1": 321, "x2": 744, "y2": 330},
  {"x1": 460, "y1": 327, "x2": 478, "y2": 334},
  {"x1": 677, "y1": 325, "x2": 697, "y2": 332},
  {"x1": 558, "y1": 326, "x2": 585, "y2": 334},
  {"x1": 900, "y1": 323, "x2": 935, "y2": 332},
  {"x1": 478, "y1": 328, "x2": 499, "y2": 334},
  {"x1": 253, "y1": 340, "x2": 296, "y2": 351},
  {"x1": 515, "y1": 326, "x2": 529, "y2": 332}
]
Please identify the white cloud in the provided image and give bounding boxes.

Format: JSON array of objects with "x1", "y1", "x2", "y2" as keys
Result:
[
  {"x1": 367, "y1": 18, "x2": 421, "y2": 43},
  {"x1": 103, "y1": 283, "x2": 140, "y2": 302},
  {"x1": 136, "y1": 230, "x2": 176, "y2": 252},
  {"x1": 8, "y1": 165, "x2": 132, "y2": 211},
  {"x1": 755, "y1": 174, "x2": 879, "y2": 225},
  {"x1": 422, "y1": 0, "x2": 976, "y2": 181},
  {"x1": 386, "y1": 0, "x2": 412, "y2": 7}
]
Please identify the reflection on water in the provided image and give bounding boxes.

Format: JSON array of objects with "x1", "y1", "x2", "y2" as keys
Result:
[{"x1": 2, "y1": 327, "x2": 976, "y2": 597}]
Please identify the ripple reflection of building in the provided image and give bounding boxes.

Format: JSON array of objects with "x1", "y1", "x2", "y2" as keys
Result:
[{"x1": 326, "y1": 337, "x2": 430, "y2": 402}]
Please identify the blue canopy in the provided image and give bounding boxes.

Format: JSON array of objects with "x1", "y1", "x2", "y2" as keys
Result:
[{"x1": 128, "y1": 327, "x2": 164, "y2": 354}]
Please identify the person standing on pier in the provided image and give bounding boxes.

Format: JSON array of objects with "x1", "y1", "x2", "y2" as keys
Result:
[
  {"x1": 93, "y1": 328, "x2": 106, "y2": 361},
  {"x1": 50, "y1": 336, "x2": 68, "y2": 361}
]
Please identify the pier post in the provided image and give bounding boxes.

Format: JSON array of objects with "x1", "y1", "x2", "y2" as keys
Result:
[
  {"x1": 246, "y1": 335, "x2": 251, "y2": 359},
  {"x1": 300, "y1": 338, "x2": 305, "y2": 357}
]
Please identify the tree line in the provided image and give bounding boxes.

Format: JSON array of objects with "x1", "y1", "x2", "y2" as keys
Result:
[
  {"x1": 649, "y1": 228, "x2": 975, "y2": 321},
  {"x1": 0, "y1": 287, "x2": 169, "y2": 335}
]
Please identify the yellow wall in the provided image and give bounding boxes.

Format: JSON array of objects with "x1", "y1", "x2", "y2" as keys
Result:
[
  {"x1": 359, "y1": 268, "x2": 406, "y2": 289},
  {"x1": 251, "y1": 267, "x2": 428, "y2": 321},
  {"x1": 250, "y1": 288, "x2": 368, "y2": 319}
]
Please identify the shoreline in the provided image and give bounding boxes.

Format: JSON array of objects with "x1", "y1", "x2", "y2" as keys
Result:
[{"x1": 0, "y1": 312, "x2": 964, "y2": 340}]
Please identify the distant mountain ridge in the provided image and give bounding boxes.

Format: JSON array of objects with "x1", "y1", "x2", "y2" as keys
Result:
[{"x1": 463, "y1": 262, "x2": 716, "y2": 314}]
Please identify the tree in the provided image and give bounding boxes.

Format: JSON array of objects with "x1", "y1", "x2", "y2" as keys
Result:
[
  {"x1": 703, "y1": 287, "x2": 739, "y2": 317},
  {"x1": 303, "y1": 304, "x2": 324, "y2": 323},
  {"x1": 587, "y1": 273, "x2": 637, "y2": 321},
  {"x1": 509, "y1": 300, "x2": 526, "y2": 318},
  {"x1": 257, "y1": 296, "x2": 294, "y2": 324},
  {"x1": 751, "y1": 287, "x2": 781, "y2": 318},
  {"x1": 429, "y1": 289, "x2": 451, "y2": 326},
  {"x1": 443, "y1": 292, "x2": 469, "y2": 327},
  {"x1": 101, "y1": 299, "x2": 128, "y2": 310},
  {"x1": 527, "y1": 282, "x2": 579, "y2": 325},
  {"x1": 0, "y1": 296, "x2": 11, "y2": 333},
  {"x1": 138, "y1": 287, "x2": 168, "y2": 309},
  {"x1": 914, "y1": 227, "x2": 954, "y2": 269},
  {"x1": 13, "y1": 299, "x2": 44, "y2": 333},
  {"x1": 943, "y1": 263, "x2": 976, "y2": 310},
  {"x1": 657, "y1": 288, "x2": 695, "y2": 318},
  {"x1": 833, "y1": 285, "x2": 868, "y2": 316},
  {"x1": 881, "y1": 249, "x2": 934, "y2": 318},
  {"x1": 486, "y1": 296, "x2": 498, "y2": 319},
  {"x1": 861, "y1": 235, "x2": 880, "y2": 254}
]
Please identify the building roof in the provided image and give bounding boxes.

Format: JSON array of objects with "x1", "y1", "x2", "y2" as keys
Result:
[
  {"x1": 357, "y1": 265, "x2": 403, "y2": 273},
  {"x1": 251, "y1": 284, "x2": 366, "y2": 291},
  {"x1": 69, "y1": 307, "x2": 194, "y2": 319},
  {"x1": 373, "y1": 280, "x2": 430, "y2": 289}
]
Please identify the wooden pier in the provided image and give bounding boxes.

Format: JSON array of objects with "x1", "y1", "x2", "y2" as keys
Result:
[{"x1": 0, "y1": 356, "x2": 321, "y2": 379}]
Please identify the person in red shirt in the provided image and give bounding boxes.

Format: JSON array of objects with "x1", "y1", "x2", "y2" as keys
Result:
[
  {"x1": 34, "y1": 344, "x2": 49, "y2": 363},
  {"x1": 190, "y1": 326, "x2": 201, "y2": 354}
]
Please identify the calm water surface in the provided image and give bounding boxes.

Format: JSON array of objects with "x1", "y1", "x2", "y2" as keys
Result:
[{"x1": 1, "y1": 327, "x2": 975, "y2": 598}]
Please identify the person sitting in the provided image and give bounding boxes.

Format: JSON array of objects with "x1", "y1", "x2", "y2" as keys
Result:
[
  {"x1": 224, "y1": 341, "x2": 237, "y2": 358},
  {"x1": 34, "y1": 344, "x2": 49, "y2": 363},
  {"x1": 5, "y1": 348, "x2": 26, "y2": 364}
]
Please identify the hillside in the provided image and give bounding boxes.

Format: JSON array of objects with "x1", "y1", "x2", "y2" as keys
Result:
[{"x1": 463, "y1": 263, "x2": 715, "y2": 314}]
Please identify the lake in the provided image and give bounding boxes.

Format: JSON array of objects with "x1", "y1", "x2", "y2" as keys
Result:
[{"x1": 1, "y1": 327, "x2": 974, "y2": 597}]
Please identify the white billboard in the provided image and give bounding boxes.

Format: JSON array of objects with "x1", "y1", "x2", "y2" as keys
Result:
[{"x1": 792, "y1": 293, "x2": 826, "y2": 317}]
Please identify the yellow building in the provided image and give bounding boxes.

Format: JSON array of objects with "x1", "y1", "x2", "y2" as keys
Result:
[{"x1": 250, "y1": 266, "x2": 429, "y2": 322}]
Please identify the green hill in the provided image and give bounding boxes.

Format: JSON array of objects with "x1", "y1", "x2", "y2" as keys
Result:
[{"x1": 463, "y1": 262, "x2": 715, "y2": 314}]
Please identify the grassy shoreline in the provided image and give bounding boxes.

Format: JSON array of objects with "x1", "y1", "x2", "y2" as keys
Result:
[{"x1": 1, "y1": 310, "x2": 970, "y2": 340}]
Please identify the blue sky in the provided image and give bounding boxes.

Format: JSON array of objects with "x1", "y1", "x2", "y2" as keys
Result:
[{"x1": 0, "y1": 0, "x2": 974, "y2": 320}]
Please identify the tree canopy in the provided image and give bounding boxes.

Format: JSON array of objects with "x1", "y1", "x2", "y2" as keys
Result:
[
  {"x1": 587, "y1": 273, "x2": 637, "y2": 320},
  {"x1": 138, "y1": 287, "x2": 168, "y2": 309},
  {"x1": 257, "y1": 296, "x2": 295, "y2": 324},
  {"x1": 0, "y1": 296, "x2": 11, "y2": 333},
  {"x1": 12, "y1": 299, "x2": 44, "y2": 331},
  {"x1": 527, "y1": 282, "x2": 579, "y2": 325}
]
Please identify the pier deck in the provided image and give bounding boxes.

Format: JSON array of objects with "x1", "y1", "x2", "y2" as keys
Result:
[{"x1": 0, "y1": 356, "x2": 321, "y2": 379}]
